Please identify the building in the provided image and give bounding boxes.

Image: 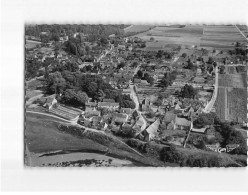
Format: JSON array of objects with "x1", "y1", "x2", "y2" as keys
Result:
[
  {"x1": 144, "y1": 118, "x2": 160, "y2": 141},
  {"x1": 98, "y1": 102, "x2": 119, "y2": 110},
  {"x1": 40, "y1": 94, "x2": 57, "y2": 110}
]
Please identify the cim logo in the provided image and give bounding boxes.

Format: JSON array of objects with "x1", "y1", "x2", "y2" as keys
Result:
[{"x1": 205, "y1": 144, "x2": 239, "y2": 153}]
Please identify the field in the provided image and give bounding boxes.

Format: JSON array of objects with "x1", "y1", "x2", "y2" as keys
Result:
[
  {"x1": 25, "y1": 112, "x2": 167, "y2": 166},
  {"x1": 134, "y1": 25, "x2": 247, "y2": 50},
  {"x1": 218, "y1": 73, "x2": 247, "y2": 89},
  {"x1": 134, "y1": 25, "x2": 204, "y2": 49},
  {"x1": 200, "y1": 25, "x2": 247, "y2": 49},
  {"x1": 124, "y1": 25, "x2": 154, "y2": 33},
  {"x1": 215, "y1": 72, "x2": 247, "y2": 122},
  {"x1": 25, "y1": 40, "x2": 41, "y2": 49},
  {"x1": 236, "y1": 25, "x2": 248, "y2": 37}
]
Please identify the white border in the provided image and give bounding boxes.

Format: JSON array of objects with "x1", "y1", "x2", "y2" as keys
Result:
[{"x1": 1, "y1": 0, "x2": 248, "y2": 192}]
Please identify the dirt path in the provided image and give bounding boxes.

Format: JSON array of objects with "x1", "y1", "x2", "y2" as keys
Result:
[
  {"x1": 203, "y1": 65, "x2": 218, "y2": 113},
  {"x1": 26, "y1": 110, "x2": 72, "y2": 123},
  {"x1": 234, "y1": 25, "x2": 248, "y2": 41}
]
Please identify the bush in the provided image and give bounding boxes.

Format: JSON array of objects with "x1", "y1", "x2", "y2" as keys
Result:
[
  {"x1": 115, "y1": 126, "x2": 136, "y2": 138},
  {"x1": 160, "y1": 145, "x2": 182, "y2": 163}
]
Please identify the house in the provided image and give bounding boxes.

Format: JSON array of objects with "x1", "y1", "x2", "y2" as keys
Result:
[
  {"x1": 132, "y1": 110, "x2": 139, "y2": 120},
  {"x1": 133, "y1": 78, "x2": 141, "y2": 84},
  {"x1": 102, "y1": 98, "x2": 115, "y2": 103},
  {"x1": 143, "y1": 118, "x2": 160, "y2": 141},
  {"x1": 41, "y1": 94, "x2": 57, "y2": 110},
  {"x1": 174, "y1": 117, "x2": 191, "y2": 130},
  {"x1": 120, "y1": 108, "x2": 132, "y2": 115},
  {"x1": 112, "y1": 113, "x2": 128, "y2": 124},
  {"x1": 84, "y1": 107, "x2": 101, "y2": 118},
  {"x1": 191, "y1": 126, "x2": 208, "y2": 133},
  {"x1": 98, "y1": 102, "x2": 119, "y2": 110}
]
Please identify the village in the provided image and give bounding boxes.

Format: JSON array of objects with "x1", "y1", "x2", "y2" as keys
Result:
[{"x1": 25, "y1": 24, "x2": 247, "y2": 167}]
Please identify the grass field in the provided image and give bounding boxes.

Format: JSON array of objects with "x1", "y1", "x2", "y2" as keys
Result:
[
  {"x1": 25, "y1": 112, "x2": 167, "y2": 166},
  {"x1": 25, "y1": 40, "x2": 41, "y2": 49}
]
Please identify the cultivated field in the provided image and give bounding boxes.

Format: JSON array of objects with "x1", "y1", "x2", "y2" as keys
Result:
[
  {"x1": 134, "y1": 25, "x2": 204, "y2": 50},
  {"x1": 215, "y1": 71, "x2": 247, "y2": 122},
  {"x1": 236, "y1": 25, "x2": 248, "y2": 37},
  {"x1": 200, "y1": 25, "x2": 247, "y2": 49},
  {"x1": 134, "y1": 25, "x2": 247, "y2": 50}
]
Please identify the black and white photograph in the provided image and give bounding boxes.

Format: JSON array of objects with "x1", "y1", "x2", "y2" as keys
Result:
[
  {"x1": 24, "y1": 23, "x2": 247, "y2": 167},
  {"x1": 1, "y1": 0, "x2": 248, "y2": 192}
]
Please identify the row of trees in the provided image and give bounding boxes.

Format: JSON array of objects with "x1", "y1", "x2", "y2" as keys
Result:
[{"x1": 25, "y1": 24, "x2": 126, "y2": 42}]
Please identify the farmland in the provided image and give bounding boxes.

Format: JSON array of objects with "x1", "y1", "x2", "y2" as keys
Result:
[
  {"x1": 215, "y1": 71, "x2": 247, "y2": 122},
  {"x1": 124, "y1": 25, "x2": 154, "y2": 33},
  {"x1": 236, "y1": 25, "x2": 248, "y2": 37},
  {"x1": 200, "y1": 25, "x2": 247, "y2": 49},
  {"x1": 133, "y1": 25, "x2": 247, "y2": 50}
]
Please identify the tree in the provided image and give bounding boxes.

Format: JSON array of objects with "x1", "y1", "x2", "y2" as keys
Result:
[
  {"x1": 46, "y1": 71, "x2": 66, "y2": 94},
  {"x1": 25, "y1": 58, "x2": 40, "y2": 79},
  {"x1": 147, "y1": 76, "x2": 154, "y2": 85},
  {"x1": 179, "y1": 84, "x2": 197, "y2": 99},
  {"x1": 137, "y1": 70, "x2": 143, "y2": 78},
  {"x1": 182, "y1": 53, "x2": 187, "y2": 58},
  {"x1": 94, "y1": 89, "x2": 106, "y2": 102},
  {"x1": 117, "y1": 62, "x2": 125, "y2": 69},
  {"x1": 76, "y1": 91, "x2": 88, "y2": 104},
  {"x1": 159, "y1": 77, "x2": 170, "y2": 88},
  {"x1": 208, "y1": 57, "x2": 214, "y2": 64},
  {"x1": 62, "y1": 89, "x2": 88, "y2": 106},
  {"x1": 86, "y1": 81, "x2": 98, "y2": 97},
  {"x1": 150, "y1": 37, "x2": 154, "y2": 41},
  {"x1": 193, "y1": 113, "x2": 215, "y2": 128}
]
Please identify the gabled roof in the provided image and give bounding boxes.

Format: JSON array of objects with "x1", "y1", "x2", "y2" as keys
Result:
[
  {"x1": 102, "y1": 98, "x2": 115, "y2": 103},
  {"x1": 98, "y1": 102, "x2": 119, "y2": 107},
  {"x1": 163, "y1": 112, "x2": 177, "y2": 123},
  {"x1": 175, "y1": 117, "x2": 191, "y2": 127},
  {"x1": 145, "y1": 118, "x2": 160, "y2": 139},
  {"x1": 120, "y1": 108, "x2": 132, "y2": 115}
]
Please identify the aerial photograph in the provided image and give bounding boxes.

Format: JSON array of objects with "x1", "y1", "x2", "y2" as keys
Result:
[{"x1": 24, "y1": 24, "x2": 248, "y2": 167}]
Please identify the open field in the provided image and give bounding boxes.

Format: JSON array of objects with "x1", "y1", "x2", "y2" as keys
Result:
[
  {"x1": 134, "y1": 25, "x2": 247, "y2": 50},
  {"x1": 25, "y1": 112, "x2": 167, "y2": 166},
  {"x1": 25, "y1": 40, "x2": 41, "y2": 49},
  {"x1": 124, "y1": 25, "x2": 154, "y2": 33}
]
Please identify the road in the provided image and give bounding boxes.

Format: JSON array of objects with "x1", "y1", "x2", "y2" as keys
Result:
[
  {"x1": 203, "y1": 65, "x2": 219, "y2": 113},
  {"x1": 234, "y1": 25, "x2": 248, "y2": 41},
  {"x1": 129, "y1": 63, "x2": 148, "y2": 131}
]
